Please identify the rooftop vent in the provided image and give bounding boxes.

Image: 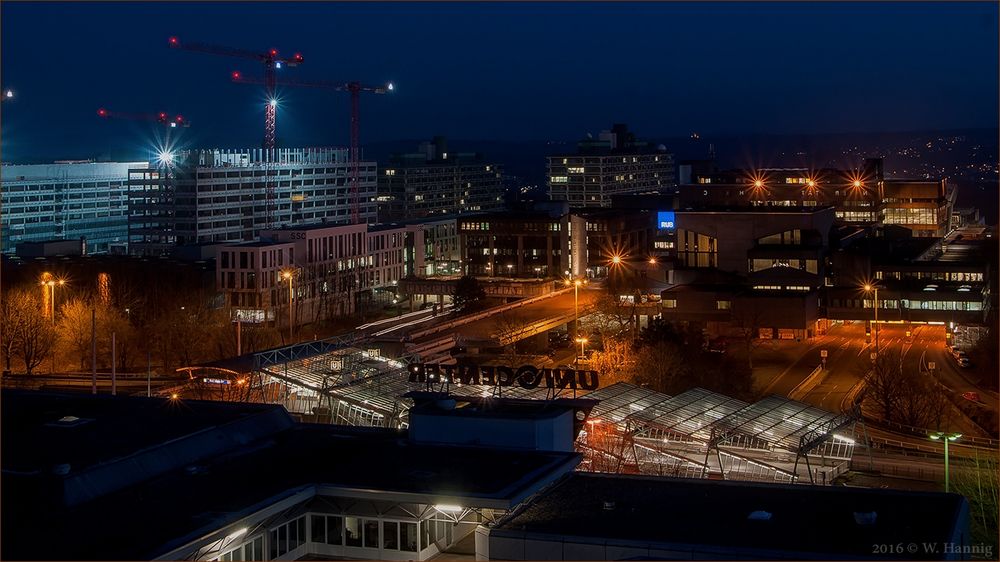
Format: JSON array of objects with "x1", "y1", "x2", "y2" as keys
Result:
[
  {"x1": 854, "y1": 511, "x2": 877, "y2": 526},
  {"x1": 747, "y1": 510, "x2": 772, "y2": 521},
  {"x1": 45, "y1": 415, "x2": 92, "y2": 428}
]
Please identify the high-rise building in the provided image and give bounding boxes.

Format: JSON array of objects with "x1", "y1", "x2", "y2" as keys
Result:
[
  {"x1": 127, "y1": 147, "x2": 376, "y2": 256},
  {"x1": 547, "y1": 124, "x2": 675, "y2": 208},
  {"x1": 1, "y1": 161, "x2": 148, "y2": 254},
  {"x1": 377, "y1": 137, "x2": 505, "y2": 222}
]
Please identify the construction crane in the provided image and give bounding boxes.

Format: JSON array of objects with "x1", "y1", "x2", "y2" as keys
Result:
[
  {"x1": 97, "y1": 107, "x2": 188, "y2": 127},
  {"x1": 168, "y1": 36, "x2": 302, "y2": 150},
  {"x1": 97, "y1": 108, "x2": 190, "y2": 164},
  {"x1": 232, "y1": 73, "x2": 393, "y2": 225}
]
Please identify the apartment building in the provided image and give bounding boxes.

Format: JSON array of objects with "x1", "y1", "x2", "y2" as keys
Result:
[
  {"x1": 218, "y1": 221, "x2": 431, "y2": 325},
  {"x1": 1, "y1": 161, "x2": 148, "y2": 254},
  {"x1": 377, "y1": 137, "x2": 505, "y2": 222},
  {"x1": 128, "y1": 147, "x2": 376, "y2": 256},
  {"x1": 547, "y1": 124, "x2": 675, "y2": 208}
]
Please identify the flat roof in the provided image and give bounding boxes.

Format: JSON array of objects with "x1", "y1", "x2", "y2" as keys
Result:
[
  {"x1": 492, "y1": 472, "x2": 967, "y2": 559},
  {"x1": 0, "y1": 390, "x2": 282, "y2": 475},
  {"x1": 2, "y1": 392, "x2": 580, "y2": 560},
  {"x1": 677, "y1": 205, "x2": 837, "y2": 214}
]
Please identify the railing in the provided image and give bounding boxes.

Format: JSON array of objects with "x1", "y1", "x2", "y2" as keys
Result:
[
  {"x1": 788, "y1": 364, "x2": 824, "y2": 401},
  {"x1": 865, "y1": 414, "x2": 999, "y2": 449}
]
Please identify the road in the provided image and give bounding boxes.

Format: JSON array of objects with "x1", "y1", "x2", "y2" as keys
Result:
[{"x1": 406, "y1": 287, "x2": 603, "y2": 346}]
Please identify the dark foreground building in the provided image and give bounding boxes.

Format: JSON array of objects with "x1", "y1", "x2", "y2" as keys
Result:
[
  {"x1": 2, "y1": 390, "x2": 971, "y2": 561},
  {"x1": 478, "y1": 472, "x2": 972, "y2": 561}
]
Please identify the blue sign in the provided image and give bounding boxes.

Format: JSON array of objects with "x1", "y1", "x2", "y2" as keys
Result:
[{"x1": 657, "y1": 211, "x2": 676, "y2": 231}]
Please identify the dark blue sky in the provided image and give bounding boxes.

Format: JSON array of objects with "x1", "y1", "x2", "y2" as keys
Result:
[{"x1": 1, "y1": 2, "x2": 997, "y2": 161}]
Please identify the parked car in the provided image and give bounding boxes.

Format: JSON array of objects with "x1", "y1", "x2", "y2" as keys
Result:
[
  {"x1": 952, "y1": 349, "x2": 967, "y2": 360},
  {"x1": 956, "y1": 357, "x2": 971, "y2": 368}
]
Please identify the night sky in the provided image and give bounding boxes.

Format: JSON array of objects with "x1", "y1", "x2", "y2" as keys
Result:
[{"x1": 1, "y1": 2, "x2": 997, "y2": 162}]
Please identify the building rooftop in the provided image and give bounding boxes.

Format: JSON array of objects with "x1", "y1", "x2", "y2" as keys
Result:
[
  {"x1": 491, "y1": 472, "x2": 967, "y2": 560},
  {"x1": 677, "y1": 205, "x2": 837, "y2": 215},
  {"x1": 2, "y1": 391, "x2": 580, "y2": 560}
]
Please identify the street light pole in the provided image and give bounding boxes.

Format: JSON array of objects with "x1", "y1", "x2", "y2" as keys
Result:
[
  {"x1": 281, "y1": 271, "x2": 295, "y2": 343},
  {"x1": 864, "y1": 283, "x2": 880, "y2": 357},
  {"x1": 928, "y1": 432, "x2": 962, "y2": 492}
]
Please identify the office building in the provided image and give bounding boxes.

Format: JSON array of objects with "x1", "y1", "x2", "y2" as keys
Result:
[
  {"x1": 377, "y1": 137, "x2": 505, "y2": 222},
  {"x1": 677, "y1": 158, "x2": 956, "y2": 236},
  {"x1": 1, "y1": 160, "x2": 147, "y2": 254},
  {"x1": 217, "y1": 220, "x2": 443, "y2": 323},
  {"x1": 547, "y1": 124, "x2": 675, "y2": 208},
  {"x1": 404, "y1": 216, "x2": 462, "y2": 277},
  {"x1": 127, "y1": 147, "x2": 376, "y2": 256},
  {"x1": 826, "y1": 227, "x2": 993, "y2": 326},
  {"x1": 460, "y1": 203, "x2": 570, "y2": 279},
  {"x1": 659, "y1": 207, "x2": 837, "y2": 340}
]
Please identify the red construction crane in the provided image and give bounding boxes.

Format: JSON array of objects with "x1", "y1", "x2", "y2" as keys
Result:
[
  {"x1": 168, "y1": 36, "x2": 303, "y2": 150},
  {"x1": 97, "y1": 107, "x2": 189, "y2": 127},
  {"x1": 232, "y1": 73, "x2": 393, "y2": 224}
]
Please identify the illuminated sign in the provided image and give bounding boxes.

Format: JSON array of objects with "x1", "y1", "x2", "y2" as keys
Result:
[
  {"x1": 409, "y1": 363, "x2": 599, "y2": 390},
  {"x1": 657, "y1": 211, "x2": 676, "y2": 231},
  {"x1": 203, "y1": 378, "x2": 231, "y2": 385}
]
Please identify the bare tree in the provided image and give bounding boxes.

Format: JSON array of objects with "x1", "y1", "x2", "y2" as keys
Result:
[
  {"x1": 1, "y1": 289, "x2": 31, "y2": 372},
  {"x1": 589, "y1": 293, "x2": 636, "y2": 348},
  {"x1": 730, "y1": 302, "x2": 768, "y2": 373},
  {"x1": 951, "y1": 451, "x2": 1000, "y2": 555},
  {"x1": 2, "y1": 289, "x2": 56, "y2": 375},
  {"x1": 588, "y1": 337, "x2": 637, "y2": 386},
  {"x1": 57, "y1": 298, "x2": 97, "y2": 370},
  {"x1": 895, "y1": 370, "x2": 949, "y2": 429},
  {"x1": 862, "y1": 348, "x2": 907, "y2": 423},
  {"x1": 491, "y1": 311, "x2": 533, "y2": 356}
]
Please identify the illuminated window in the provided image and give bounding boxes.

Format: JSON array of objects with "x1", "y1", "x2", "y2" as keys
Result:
[
  {"x1": 663, "y1": 299, "x2": 678, "y2": 308},
  {"x1": 716, "y1": 300, "x2": 731, "y2": 310},
  {"x1": 551, "y1": 176, "x2": 569, "y2": 183},
  {"x1": 567, "y1": 167, "x2": 585, "y2": 174}
]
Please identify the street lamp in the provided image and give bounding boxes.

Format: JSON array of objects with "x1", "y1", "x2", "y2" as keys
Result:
[
  {"x1": 40, "y1": 275, "x2": 66, "y2": 325},
  {"x1": 575, "y1": 337, "x2": 588, "y2": 365},
  {"x1": 280, "y1": 269, "x2": 295, "y2": 343},
  {"x1": 506, "y1": 264, "x2": 514, "y2": 278},
  {"x1": 564, "y1": 277, "x2": 587, "y2": 339},
  {"x1": 863, "y1": 283, "x2": 880, "y2": 357},
  {"x1": 928, "y1": 432, "x2": 962, "y2": 492}
]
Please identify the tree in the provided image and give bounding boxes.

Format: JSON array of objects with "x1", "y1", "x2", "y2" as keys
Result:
[
  {"x1": 452, "y1": 276, "x2": 486, "y2": 313},
  {"x1": 951, "y1": 452, "x2": 1000, "y2": 556},
  {"x1": 730, "y1": 301, "x2": 769, "y2": 373},
  {"x1": 4, "y1": 289, "x2": 56, "y2": 375},
  {"x1": 1, "y1": 289, "x2": 31, "y2": 372},
  {"x1": 57, "y1": 298, "x2": 93, "y2": 370},
  {"x1": 862, "y1": 348, "x2": 907, "y2": 423}
]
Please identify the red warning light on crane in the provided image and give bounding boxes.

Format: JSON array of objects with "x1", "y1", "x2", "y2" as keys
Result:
[{"x1": 97, "y1": 108, "x2": 108, "y2": 117}]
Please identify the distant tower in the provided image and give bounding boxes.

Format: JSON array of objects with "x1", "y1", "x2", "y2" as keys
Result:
[{"x1": 708, "y1": 143, "x2": 716, "y2": 160}]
